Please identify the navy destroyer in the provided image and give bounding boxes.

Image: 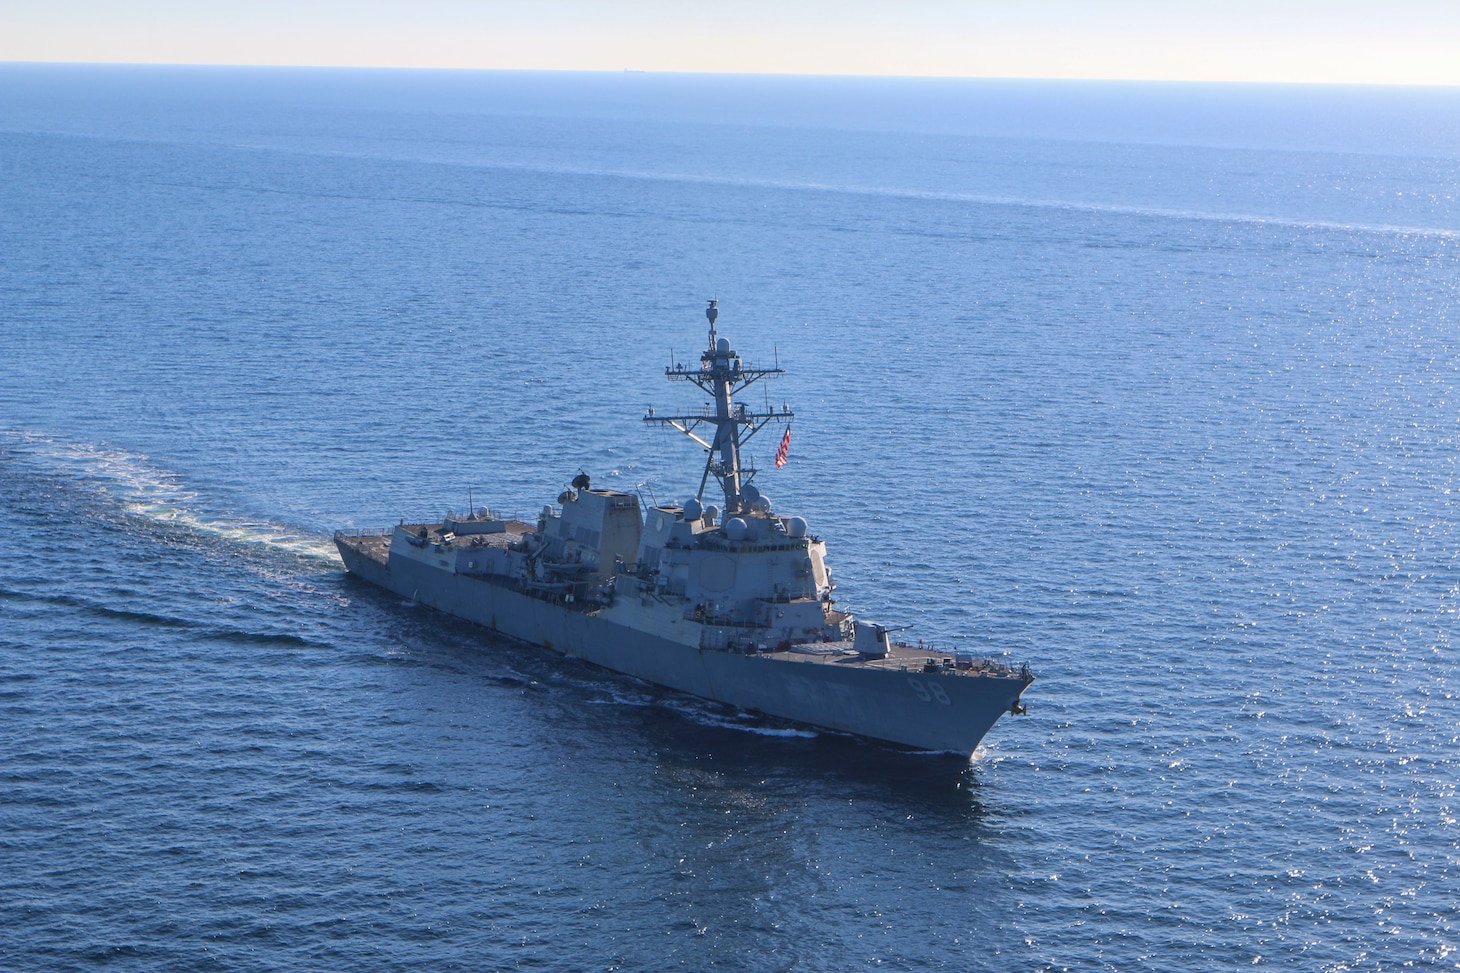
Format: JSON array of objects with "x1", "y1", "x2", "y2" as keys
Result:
[{"x1": 335, "y1": 303, "x2": 1033, "y2": 756}]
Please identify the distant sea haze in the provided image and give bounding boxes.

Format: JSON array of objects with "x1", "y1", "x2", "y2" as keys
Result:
[{"x1": 2, "y1": 65, "x2": 1455, "y2": 972}]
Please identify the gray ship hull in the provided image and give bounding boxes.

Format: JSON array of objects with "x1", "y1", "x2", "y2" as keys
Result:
[{"x1": 337, "y1": 536, "x2": 1028, "y2": 755}]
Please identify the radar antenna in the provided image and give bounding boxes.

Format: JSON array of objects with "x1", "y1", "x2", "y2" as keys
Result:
[{"x1": 645, "y1": 304, "x2": 792, "y2": 514}]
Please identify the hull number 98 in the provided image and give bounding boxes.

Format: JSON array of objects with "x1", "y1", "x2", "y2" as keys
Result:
[{"x1": 907, "y1": 678, "x2": 951, "y2": 705}]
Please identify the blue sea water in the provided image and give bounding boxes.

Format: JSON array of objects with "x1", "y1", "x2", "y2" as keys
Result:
[{"x1": 2, "y1": 64, "x2": 1458, "y2": 971}]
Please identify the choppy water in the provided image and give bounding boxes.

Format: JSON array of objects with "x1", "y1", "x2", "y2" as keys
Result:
[{"x1": 2, "y1": 65, "x2": 1458, "y2": 971}]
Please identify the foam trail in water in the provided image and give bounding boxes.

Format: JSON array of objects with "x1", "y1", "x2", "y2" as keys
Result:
[
  {"x1": 3, "y1": 431, "x2": 339, "y2": 561},
  {"x1": 321, "y1": 155, "x2": 1460, "y2": 242},
  {"x1": 654, "y1": 696, "x2": 820, "y2": 739},
  {"x1": 180, "y1": 155, "x2": 1460, "y2": 244}
]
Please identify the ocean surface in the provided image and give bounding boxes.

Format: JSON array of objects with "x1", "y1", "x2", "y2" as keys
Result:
[{"x1": 2, "y1": 64, "x2": 1458, "y2": 971}]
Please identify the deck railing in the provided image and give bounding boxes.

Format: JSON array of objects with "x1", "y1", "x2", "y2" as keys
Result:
[{"x1": 334, "y1": 526, "x2": 393, "y2": 538}]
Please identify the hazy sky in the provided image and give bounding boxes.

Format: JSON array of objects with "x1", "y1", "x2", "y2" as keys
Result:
[{"x1": 3, "y1": 0, "x2": 1459, "y2": 85}]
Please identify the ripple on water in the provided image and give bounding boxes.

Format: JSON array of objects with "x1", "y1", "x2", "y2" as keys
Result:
[{"x1": 3, "y1": 71, "x2": 1459, "y2": 972}]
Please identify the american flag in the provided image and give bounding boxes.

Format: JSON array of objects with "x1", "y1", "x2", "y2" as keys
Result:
[{"x1": 774, "y1": 427, "x2": 792, "y2": 468}]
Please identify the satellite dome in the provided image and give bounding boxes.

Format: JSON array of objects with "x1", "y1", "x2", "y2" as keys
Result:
[
  {"x1": 753, "y1": 494, "x2": 772, "y2": 514},
  {"x1": 741, "y1": 483, "x2": 761, "y2": 504},
  {"x1": 786, "y1": 516, "x2": 808, "y2": 538},
  {"x1": 716, "y1": 337, "x2": 730, "y2": 354},
  {"x1": 724, "y1": 517, "x2": 748, "y2": 540},
  {"x1": 703, "y1": 504, "x2": 720, "y2": 525},
  {"x1": 683, "y1": 497, "x2": 703, "y2": 521}
]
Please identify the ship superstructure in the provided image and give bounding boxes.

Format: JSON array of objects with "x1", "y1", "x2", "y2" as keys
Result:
[{"x1": 335, "y1": 304, "x2": 1032, "y2": 756}]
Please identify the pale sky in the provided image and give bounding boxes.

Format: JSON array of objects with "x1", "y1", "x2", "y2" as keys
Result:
[{"x1": 3, "y1": 0, "x2": 1459, "y2": 85}]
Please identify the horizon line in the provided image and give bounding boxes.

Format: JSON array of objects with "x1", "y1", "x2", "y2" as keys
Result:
[{"x1": 5, "y1": 58, "x2": 1460, "y2": 91}]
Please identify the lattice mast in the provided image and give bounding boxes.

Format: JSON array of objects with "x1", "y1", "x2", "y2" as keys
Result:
[{"x1": 644, "y1": 301, "x2": 793, "y2": 514}]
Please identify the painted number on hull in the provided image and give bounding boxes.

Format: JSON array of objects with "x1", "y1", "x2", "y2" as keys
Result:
[{"x1": 907, "y1": 678, "x2": 951, "y2": 705}]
